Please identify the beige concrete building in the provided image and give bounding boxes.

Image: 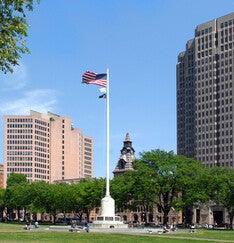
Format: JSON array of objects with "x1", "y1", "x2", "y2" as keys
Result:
[
  {"x1": 0, "y1": 164, "x2": 4, "y2": 188},
  {"x1": 3, "y1": 110, "x2": 93, "y2": 187}
]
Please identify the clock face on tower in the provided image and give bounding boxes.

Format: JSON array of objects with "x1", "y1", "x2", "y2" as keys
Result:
[{"x1": 122, "y1": 148, "x2": 127, "y2": 154}]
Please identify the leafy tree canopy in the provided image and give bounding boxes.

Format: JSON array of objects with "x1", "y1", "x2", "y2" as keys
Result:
[
  {"x1": 210, "y1": 167, "x2": 234, "y2": 227},
  {"x1": 0, "y1": 0, "x2": 40, "y2": 73},
  {"x1": 6, "y1": 172, "x2": 27, "y2": 187},
  {"x1": 131, "y1": 149, "x2": 210, "y2": 224}
]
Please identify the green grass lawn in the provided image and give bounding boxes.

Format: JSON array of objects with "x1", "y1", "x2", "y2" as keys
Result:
[{"x1": 0, "y1": 223, "x2": 233, "y2": 243}]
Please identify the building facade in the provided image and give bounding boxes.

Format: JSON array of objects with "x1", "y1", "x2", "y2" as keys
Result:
[
  {"x1": 177, "y1": 13, "x2": 234, "y2": 168},
  {"x1": 3, "y1": 110, "x2": 93, "y2": 187},
  {"x1": 0, "y1": 164, "x2": 4, "y2": 188}
]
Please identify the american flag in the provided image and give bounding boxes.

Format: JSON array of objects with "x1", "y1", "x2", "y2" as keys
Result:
[{"x1": 82, "y1": 71, "x2": 107, "y2": 87}]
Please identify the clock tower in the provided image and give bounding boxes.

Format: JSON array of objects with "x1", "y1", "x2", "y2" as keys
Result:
[{"x1": 113, "y1": 133, "x2": 135, "y2": 177}]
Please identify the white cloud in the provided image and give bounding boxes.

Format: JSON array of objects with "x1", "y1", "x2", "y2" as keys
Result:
[
  {"x1": 0, "y1": 62, "x2": 28, "y2": 91},
  {"x1": 0, "y1": 89, "x2": 58, "y2": 115}
]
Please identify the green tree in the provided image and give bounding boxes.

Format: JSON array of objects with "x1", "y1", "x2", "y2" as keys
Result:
[
  {"x1": 26, "y1": 181, "x2": 48, "y2": 221},
  {"x1": 210, "y1": 167, "x2": 234, "y2": 228},
  {"x1": 41, "y1": 183, "x2": 60, "y2": 224},
  {"x1": 134, "y1": 149, "x2": 210, "y2": 225},
  {"x1": 0, "y1": 188, "x2": 6, "y2": 221},
  {"x1": 0, "y1": 0, "x2": 40, "y2": 73},
  {"x1": 77, "y1": 178, "x2": 105, "y2": 222},
  {"x1": 111, "y1": 172, "x2": 136, "y2": 213},
  {"x1": 174, "y1": 156, "x2": 211, "y2": 225},
  {"x1": 6, "y1": 172, "x2": 27, "y2": 187},
  {"x1": 4, "y1": 173, "x2": 29, "y2": 221},
  {"x1": 53, "y1": 183, "x2": 73, "y2": 221},
  {"x1": 69, "y1": 183, "x2": 85, "y2": 221}
]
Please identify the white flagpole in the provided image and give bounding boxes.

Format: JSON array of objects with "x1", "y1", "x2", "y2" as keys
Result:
[{"x1": 106, "y1": 68, "x2": 110, "y2": 197}]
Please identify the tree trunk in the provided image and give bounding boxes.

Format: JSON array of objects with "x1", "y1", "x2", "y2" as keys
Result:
[
  {"x1": 162, "y1": 209, "x2": 170, "y2": 226},
  {"x1": 17, "y1": 207, "x2": 21, "y2": 222},
  {"x1": 53, "y1": 213, "x2": 56, "y2": 224},
  {"x1": 229, "y1": 212, "x2": 233, "y2": 229},
  {"x1": 184, "y1": 206, "x2": 193, "y2": 226}
]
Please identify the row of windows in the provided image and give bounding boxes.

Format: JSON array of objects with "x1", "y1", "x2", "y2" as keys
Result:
[
  {"x1": 35, "y1": 169, "x2": 48, "y2": 174},
  {"x1": 197, "y1": 90, "x2": 233, "y2": 98},
  {"x1": 204, "y1": 160, "x2": 233, "y2": 167},
  {"x1": 197, "y1": 80, "x2": 232, "y2": 90},
  {"x1": 7, "y1": 118, "x2": 32, "y2": 123},
  {"x1": 7, "y1": 167, "x2": 32, "y2": 172},
  {"x1": 84, "y1": 165, "x2": 92, "y2": 170},
  {"x1": 197, "y1": 105, "x2": 232, "y2": 117},
  {"x1": 196, "y1": 52, "x2": 232, "y2": 67},
  {"x1": 7, "y1": 135, "x2": 33, "y2": 139},
  {"x1": 197, "y1": 97, "x2": 232, "y2": 104},
  {"x1": 195, "y1": 22, "x2": 234, "y2": 39},
  {"x1": 220, "y1": 20, "x2": 234, "y2": 28},
  {"x1": 221, "y1": 43, "x2": 234, "y2": 51},
  {"x1": 220, "y1": 36, "x2": 234, "y2": 43},
  {"x1": 7, "y1": 162, "x2": 33, "y2": 166},
  {"x1": 198, "y1": 113, "x2": 233, "y2": 122},
  {"x1": 7, "y1": 129, "x2": 33, "y2": 134},
  {"x1": 35, "y1": 158, "x2": 48, "y2": 163},
  {"x1": 35, "y1": 124, "x2": 48, "y2": 131},
  {"x1": 35, "y1": 141, "x2": 48, "y2": 147},
  {"x1": 7, "y1": 146, "x2": 32, "y2": 150},
  {"x1": 84, "y1": 142, "x2": 92, "y2": 147},
  {"x1": 197, "y1": 145, "x2": 233, "y2": 153},
  {"x1": 198, "y1": 141, "x2": 233, "y2": 150},
  {"x1": 35, "y1": 119, "x2": 49, "y2": 127},
  {"x1": 7, "y1": 124, "x2": 33, "y2": 128},
  {"x1": 35, "y1": 152, "x2": 48, "y2": 158},
  {"x1": 84, "y1": 151, "x2": 92, "y2": 156},
  {"x1": 197, "y1": 103, "x2": 232, "y2": 111},
  {"x1": 204, "y1": 161, "x2": 233, "y2": 168},
  {"x1": 85, "y1": 161, "x2": 92, "y2": 165},
  {"x1": 35, "y1": 130, "x2": 48, "y2": 137},
  {"x1": 196, "y1": 27, "x2": 212, "y2": 36},
  {"x1": 197, "y1": 42, "x2": 212, "y2": 51},
  {"x1": 7, "y1": 140, "x2": 32, "y2": 145},
  {"x1": 198, "y1": 154, "x2": 219, "y2": 161},
  {"x1": 84, "y1": 138, "x2": 92, "y2": 143},
  {"x1": 35, "y1": 146, "x2": 48, "y2": 153},
  {"x1": 197, "y1": 136, "x2": 233, "y2": 145},
  {"x1": 197, "y1": 63, "x2": 233, "y2": 73},
  {"x1": 34, "y1": 174, "x2": 48, "y2": 179},
  {"x1": 84, "y1": 169, "x2": 92, "y2": 174},
  {"x1": 35, "y1": 135, "x2": 48, "y2": 142},
  {"x1": 85, "y1": 147, "x2": 92, "y2": 152},
  {"x1": 197, "y1": 125, "x2": 233, "y2": 133},
  {"x1": 7, "y1": 157, "x2": 32, "y2": 161},
  {"x1": 197, "y1": 49, "x2": 213, "y2": 58},
  {"x1": 7, "y1": 151, "x2": 32, "y2": 155}
]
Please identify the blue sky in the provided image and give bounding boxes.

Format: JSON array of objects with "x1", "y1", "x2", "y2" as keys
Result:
[{"x1": 1, "y1": 0, "x2": 234, "y2": 178}]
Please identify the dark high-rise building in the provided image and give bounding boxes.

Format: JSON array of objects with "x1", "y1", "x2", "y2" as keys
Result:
[{"x1": 177, "y1": 13, "x2": 234, "y2": 168}]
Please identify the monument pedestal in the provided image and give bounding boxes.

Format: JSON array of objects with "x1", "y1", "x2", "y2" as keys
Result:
[{"x1": 92, "y1": 195, "x2": 128, "y2": 229}]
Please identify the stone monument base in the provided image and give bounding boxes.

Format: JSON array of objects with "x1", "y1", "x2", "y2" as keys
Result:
[
  {"x1": 92, "y1": 215, "x2": 128, "y2": 229},
  {"x1": 91, "y1": 195, "x2": 128, "y2": 229}
]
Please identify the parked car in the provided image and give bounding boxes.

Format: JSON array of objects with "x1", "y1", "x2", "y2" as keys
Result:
[
  {"x1": 68, "y1": 225, "x2": 87, "y2": 232},
  {"x1": 214, "y1": 223, "x2": 230, "y2": 230},
  {"x1": 148, "y1": 225, "x2": 166, "y2": 234}
]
